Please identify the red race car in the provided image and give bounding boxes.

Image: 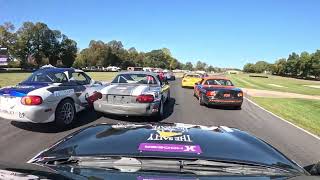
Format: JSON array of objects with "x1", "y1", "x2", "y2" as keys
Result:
[{"x1": 194, "y1": 76, "x2": 243, "y2": 109}]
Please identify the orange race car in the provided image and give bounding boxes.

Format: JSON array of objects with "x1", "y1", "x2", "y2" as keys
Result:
[{"x1": 193, "y1": 76, "x2": 243, "y2": 109}]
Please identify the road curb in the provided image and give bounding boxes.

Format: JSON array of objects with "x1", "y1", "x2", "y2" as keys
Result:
[{"x1": 244, "y1": 97, "x2": 320, "y2": 141}]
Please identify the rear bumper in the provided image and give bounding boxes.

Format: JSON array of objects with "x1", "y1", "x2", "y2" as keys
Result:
[
  {"x1": 94, "y1": 99, "x2": 160, "y2": 116},
  {"x1": 181, "y1": 82, "x2": 196, "y2": 87},
  {"x1": 207, "y1": 99, "x2": 243, "y2": 106},
  {"x1": 0, "y1": 104, "x2": 55, "y2": 123}
]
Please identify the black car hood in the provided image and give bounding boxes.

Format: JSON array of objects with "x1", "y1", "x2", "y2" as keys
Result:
[{"x1": 31, "y1": 123, "x2": 303, "y2": 172}]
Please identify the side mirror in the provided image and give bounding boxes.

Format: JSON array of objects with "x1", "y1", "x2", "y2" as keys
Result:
[{"x1": 309, "y1": 162, "x2": 320, "y2": 175}]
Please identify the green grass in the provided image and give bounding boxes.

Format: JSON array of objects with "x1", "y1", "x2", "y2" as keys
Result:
[
  {"x1": 251, "y1": 97, "x2": 320, "y2": 136},
  {"x1": 227, "y1": 73, "x2": 320, "y2": 96},
  {"x1": 0, "y1": 72, "x2": 118, "y2": 87}
]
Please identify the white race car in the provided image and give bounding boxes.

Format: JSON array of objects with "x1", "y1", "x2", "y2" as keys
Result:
[{"x1": 0, "y1": 67, "x2": 105, "y2": 126}]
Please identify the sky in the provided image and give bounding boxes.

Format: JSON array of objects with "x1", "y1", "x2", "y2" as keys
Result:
[{"x1": 1, "y1": 0, "x2": 320, "y2": 68}]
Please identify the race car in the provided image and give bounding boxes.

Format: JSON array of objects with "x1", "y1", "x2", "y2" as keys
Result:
[
  {"x1": 94, "y1": 71, "x2": 170, "y2": 119},
  {"x1": 194, "y1": 76, "x2": 243, "y2": 108},
  {"x1": 0, "y1": 66, "x2": 105, "y2": 126},
  {"x1": 181, "y1": 73, "x2": 202, "y2": 88},
  {"x1": 26, "y1": 122, "x2": 320, "y2": 179}
]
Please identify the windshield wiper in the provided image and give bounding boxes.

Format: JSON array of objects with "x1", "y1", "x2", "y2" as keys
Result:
[{"x1": 46, "y1": 156, "x2": 298, "y2": 176}]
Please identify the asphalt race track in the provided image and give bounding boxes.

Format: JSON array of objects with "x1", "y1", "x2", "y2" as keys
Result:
[{"x1": 0, "y1": 79, "x2": 319, "y2": 167}]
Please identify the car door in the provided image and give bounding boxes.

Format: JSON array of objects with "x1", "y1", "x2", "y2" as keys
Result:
[
  {"x1": 157, "y1": 75, "x2": 169, "y2": 101},
  {"x1": 70, "y1": 72, "x2": 97, "y2": 105}
]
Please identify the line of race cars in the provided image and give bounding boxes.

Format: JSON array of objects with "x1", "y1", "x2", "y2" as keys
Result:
[
  {"x1": 182, "y1": 72, "x2": 243, "y2": 109},
  {"x1": 0, "y1": 67, "x2": 243, "y2": 126},
  {"x1": 0, "y1": 66, "x2": 170, "y2": 126}
]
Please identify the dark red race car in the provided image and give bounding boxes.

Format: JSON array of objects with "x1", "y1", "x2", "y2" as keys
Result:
[{"x1": 194, "y1": 76, "x2": 243, "y2": 109}]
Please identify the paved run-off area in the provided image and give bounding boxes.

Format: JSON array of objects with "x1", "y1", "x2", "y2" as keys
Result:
[{"x1": 0, "y1": 79, "x2": 319, "y2": 167}]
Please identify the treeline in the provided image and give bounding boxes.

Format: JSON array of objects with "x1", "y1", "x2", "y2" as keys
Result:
[
  {"x1": 1, "y1": 21, "x2": 218, "y2": 71},
  {"x1": 0, "y1": 22, "x2": 77, "y2": 68},
  {"x1": 243, "y1": 50, "x2": 320, "y2": 79}
]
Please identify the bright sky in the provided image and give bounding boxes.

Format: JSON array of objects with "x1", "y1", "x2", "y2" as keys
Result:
[{"x1": 1, "y1": 0, "x2": 320, "y2": 68}]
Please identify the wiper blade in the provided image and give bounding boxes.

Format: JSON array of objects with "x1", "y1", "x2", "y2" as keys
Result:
[{"x1": 56, "y1": 156, "x2": 296, "y2": 176}]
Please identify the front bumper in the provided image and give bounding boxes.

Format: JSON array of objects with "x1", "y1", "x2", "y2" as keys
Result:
[
  {"x1": 94, "y1": 99, "x2": 160, "y2": 116},
  {"x1": 0, "y1": 103, "x2": 56, "y2": 123}
]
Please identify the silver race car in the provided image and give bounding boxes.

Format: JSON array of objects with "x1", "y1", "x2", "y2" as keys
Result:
[
  {"x1": 0, "y1": 66, "x2": 105, "y2": 126},
  {"x1": 94, "y1": 71, "x2": 170, "y2": 119}
]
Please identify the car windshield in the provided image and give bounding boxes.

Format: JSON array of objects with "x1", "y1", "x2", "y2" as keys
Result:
[
  {"x1": 24, "y1": 71, "x2": 68, "y2": 83},
  {"x1": 111, "y1": 74, "x2": 157, "y2": 84},
  {"x1": 204, "y1": 79, "x2": 234, "y2": 86}
]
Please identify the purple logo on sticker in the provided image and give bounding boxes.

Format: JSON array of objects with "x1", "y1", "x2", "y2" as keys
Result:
[{"x1": 138, "y1": 143, "x2": 202, "y2": 154}]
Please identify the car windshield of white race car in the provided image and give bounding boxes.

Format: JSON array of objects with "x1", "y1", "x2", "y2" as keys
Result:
[
  {"x1": 112, "y1": 74, "x2": 157, "y2": 84},
  {"x1": 25, "y1": 71, "x2": 68, "y2": 83}
]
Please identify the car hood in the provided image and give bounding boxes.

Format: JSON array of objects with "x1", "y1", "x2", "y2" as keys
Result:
[
  {"x1": 0, "y1": 83, "x2": 49, "y2": 97},
  {"x1": 31, "y1": 123, "x2": 304, "y2": 173}
]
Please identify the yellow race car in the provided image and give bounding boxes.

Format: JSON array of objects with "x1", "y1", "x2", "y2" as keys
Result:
[{"x1": 181, "y1": 73, "x2": 202, "y2": 88}]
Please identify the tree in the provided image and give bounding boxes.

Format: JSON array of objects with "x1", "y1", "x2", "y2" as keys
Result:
[
  {"x1": 0, "y1": 22, "x2": 17, "y2": 61},
  {"x1": 299, "y1": 52, "x2": 312, "y2": 77},
  {"x1": 243, "y1": 63, "x2": 255, "y2": 73},
  {"x1": 195, "y1": 61, "x2": 207, "y2": 70},
  {"x1": 286, "y1": 52, "x2": 299, "y2": 76},
  {"x1": 60, "y1": 35, "x2": 77, "y2": 67},
  {"x1": 310, "y1": 50, "x2": 320, "y2": 79},
  {"x1": 184, "y1": 62, "x2": 193, "y2": 71}
]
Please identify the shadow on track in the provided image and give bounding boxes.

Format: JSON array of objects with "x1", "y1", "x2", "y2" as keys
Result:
[
  {"x1": 10, "y1": 109, "x2": 102, "y2": 133},
  {"x1": 99, "y1": 98, "x2": 176, "y2": 122}
]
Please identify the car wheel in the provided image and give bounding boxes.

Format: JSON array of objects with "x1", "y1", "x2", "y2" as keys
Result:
[
  {"x1": 155, "y1": 100, "x2": 164, "y2": 121},
  {"x1": 166, "y1": 91, "x2": 171, "y2": 103},
  {"x1": 55, "y1": 99, "x2": 75, "y2": 127},
  {"x1": 199, "y1": 94, "x2": 205, "y2": 106}
]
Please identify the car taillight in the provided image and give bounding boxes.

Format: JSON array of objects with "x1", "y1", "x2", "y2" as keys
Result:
[
  {"x1": 21, "y1": 96, "x2": 43, "y2": 105},
  {"x1": 206, "y1": 91, "x2": 216, "y2": 96},
  {"x1": 87, "y1": 92, "x2": 103, "y2": 104},
  {"x1": 136, "y1": 94, "x2": 154, "y2": 103},
  {"x1": 238, "y1": 92, "x2": 243, "y2": 97}
]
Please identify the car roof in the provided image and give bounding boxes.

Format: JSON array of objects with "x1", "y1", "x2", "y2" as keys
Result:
[{"x1": 118, "y1": 71, "x2": 158, "y2": 76}]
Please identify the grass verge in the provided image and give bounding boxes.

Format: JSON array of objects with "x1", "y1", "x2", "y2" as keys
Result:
[
  {"x1": 250, "y1": 97, "x2": 320, "y2": 136},
  {"x1": 227, "y1": 73, "x2": 320, "y2": 96}
]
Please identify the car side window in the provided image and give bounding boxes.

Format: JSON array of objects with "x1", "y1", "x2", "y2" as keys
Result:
[
  {"x1": 71, "y1": 72, "x2": 90, "y2": 85},
  {"x1": 53, "y1": 72, "x2": 68, "y2": 83}
]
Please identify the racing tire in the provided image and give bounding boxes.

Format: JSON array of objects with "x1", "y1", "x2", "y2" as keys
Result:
[
  {"x1": 166, "y1": 91, "x2": 171, "y2": 103},
  {"x1": 199, "y1": 94, "x2": 205, "y2": 106},
  {"x1": 55, "y1": 99, "x2": 76, "y2": 127},
  {"x1": 155, "y1": 100, "x2": 164, "y2": 121}
]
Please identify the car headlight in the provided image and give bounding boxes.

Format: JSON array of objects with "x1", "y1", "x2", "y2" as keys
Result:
[{"x1": 237, "y1": 92, "x2": 243, "y2": 97}]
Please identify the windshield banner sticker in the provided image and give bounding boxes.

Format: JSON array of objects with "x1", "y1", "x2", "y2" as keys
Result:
[{"x1": 138, "y1": 143, "x2": 202, "y2": 154}]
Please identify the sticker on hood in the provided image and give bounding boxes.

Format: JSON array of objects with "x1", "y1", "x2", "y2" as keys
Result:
[{"x1": 138, "y1": 143, "x2": 202, "y2": 154}]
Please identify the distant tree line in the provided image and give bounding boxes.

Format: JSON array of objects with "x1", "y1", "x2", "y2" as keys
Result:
[
  {"x1": 0, "y1": 22, "x2": 77, "y2": 68},
  {"x1": 243, "y1": 50, "x2": 320, "y2": 79},
  {"x1": 1, "y1": 21, "x2": 219, "y2": 71}
]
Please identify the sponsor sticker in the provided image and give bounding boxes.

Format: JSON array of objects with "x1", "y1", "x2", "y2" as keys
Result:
[
  {"x1": 147, "y1": 125, "x2": 192, "y2": 142},
  {"x1": 53, "y1": 89, "x2": 74, "y2": 97},
  {"x1": 138, "y1": 143, "x2": 202, "y2": 154}
]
